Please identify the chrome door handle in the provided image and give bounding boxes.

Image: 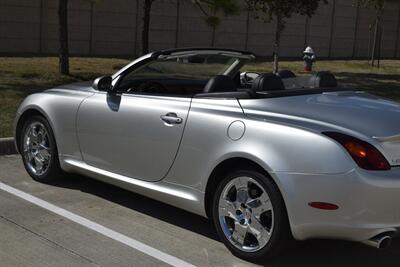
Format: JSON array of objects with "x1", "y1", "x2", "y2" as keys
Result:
[{"x1": 160, "y1": 113, "x2": 183, "y2": 124}]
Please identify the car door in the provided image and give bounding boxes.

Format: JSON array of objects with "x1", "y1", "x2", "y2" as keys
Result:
[
  {"x1": 76, "y1": 50, "x2": 252, "y2": 182},
  {"x1": 76, "y1": 91, "x2": 191, "y2": 182}
]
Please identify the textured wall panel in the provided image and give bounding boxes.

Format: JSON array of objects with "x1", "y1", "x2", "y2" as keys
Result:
[{"x1": 0, "y1": 0, "x2": 399, "y2": 58}]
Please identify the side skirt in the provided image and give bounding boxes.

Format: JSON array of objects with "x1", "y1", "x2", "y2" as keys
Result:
[{"x1": 62, "y1": 158, "x2": 207, "y2": 217}]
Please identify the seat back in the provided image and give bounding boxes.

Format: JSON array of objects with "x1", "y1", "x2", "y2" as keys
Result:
[
  {"x1": 277, "y1": 70, "x2": 296, "y2": 79},
  {"x1": 203, "y1": 75, "x2": 237, "y2": 93},
  {"x1": 252, "y1": 73, "x2": 285, "y2": 92},
  {"x1": 309, "y1": 71, "x2": 337, "y2": 88}
]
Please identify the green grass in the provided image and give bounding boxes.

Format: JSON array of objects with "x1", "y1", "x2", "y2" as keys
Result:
[
  {"x1": 0, "y1": 57, "x2": 130, "y2": 137},
  {"x1": 1, "y1": 57, "x2": 400, "y2": 137}
]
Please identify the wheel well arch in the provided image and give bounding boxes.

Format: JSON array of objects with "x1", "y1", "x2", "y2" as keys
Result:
[
  {"x1": 204, "y1": 157, "x2": 283, "y2": 219},
  {"x1": 15, "y1": 109, "x2": 45, "y2": 153}
]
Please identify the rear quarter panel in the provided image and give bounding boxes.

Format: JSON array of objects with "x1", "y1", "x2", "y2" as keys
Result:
[
  {"x1": 164, "y1": 97, "x2": 355, "y2": 218},
  {"x1": 166, "y1": 98, "x2": 355, "y2": 190}
]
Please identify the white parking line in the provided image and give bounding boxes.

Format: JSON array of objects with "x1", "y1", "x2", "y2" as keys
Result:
[{"x1": 0, "y1": 182, "x2": 196, "y2": 267}]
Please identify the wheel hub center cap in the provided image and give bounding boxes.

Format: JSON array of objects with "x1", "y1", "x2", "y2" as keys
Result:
[{"x1": 236, "y1": 207, "x2": 252, "y2": 225}]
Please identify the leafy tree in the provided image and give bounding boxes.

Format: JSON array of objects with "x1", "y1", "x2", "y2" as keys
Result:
[
  {"x1": 58, "y1": 0, "x2": 69, "y2": 75},
  {"x1": 193, "y1": 0, "x2": 240, "y2": 46},
  {"x1": 251, "y1": 0, "x2": 326, "y2": 73},
  {"x1": 86, "y1": 0, "x2": 103, "y2": 55},
  {"x1": 141, "y1": 0, "x2": 239, "y2": 54},
  {"x1": 142, "y1": 0, "x2": 154, "y2": 54},
  {"x1": 354, "y1": 0, "x2": 385, "y2": 66}
]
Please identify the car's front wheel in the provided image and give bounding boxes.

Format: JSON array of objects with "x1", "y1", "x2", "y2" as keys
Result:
[
  {"x1": 212, "y1": 170, "x2": 291, "y2": 262},
  {"x1": 20, "y1": 115, "x2": 64, "y2": 183}
]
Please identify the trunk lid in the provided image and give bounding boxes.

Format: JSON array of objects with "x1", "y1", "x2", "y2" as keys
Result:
[{"x1": 239, "y1": 91, "x2": 400, "y2": 166}]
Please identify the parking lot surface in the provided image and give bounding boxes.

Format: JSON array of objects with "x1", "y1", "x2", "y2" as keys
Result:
[{"x1": 1, "y1": 155, "x2": 399, "y2": 267}]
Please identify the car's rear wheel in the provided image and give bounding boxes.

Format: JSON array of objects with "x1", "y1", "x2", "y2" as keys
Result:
[
  {"x1": 212, "y1": 170, "x2": 291, "y2": 262},
  {"x1": 20, "y1": 115, "x2": 64, "y2": 183}
]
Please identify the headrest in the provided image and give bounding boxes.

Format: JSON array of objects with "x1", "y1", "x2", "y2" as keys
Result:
[
  {"x1": 252, "y1": 73, "x2": 285, "y2": 92},
  {"x1": 277, "y1": 70, "x2": 296, "y2": 79},
  {"x1": 203, "y1": 75, "x2": 237, "y2": 93},
  {"x1": 309, "y1": 71, "x2": 337, "y2": 88}
]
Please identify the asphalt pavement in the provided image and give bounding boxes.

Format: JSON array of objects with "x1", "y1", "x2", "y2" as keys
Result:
[{"x1": 0, "y1": 155, "x2": 399, "y2": 267}]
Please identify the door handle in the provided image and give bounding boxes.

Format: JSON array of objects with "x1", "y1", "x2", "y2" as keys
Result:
[{"x1": 160, "y1": 113, "x2": 183, "y2": 124}]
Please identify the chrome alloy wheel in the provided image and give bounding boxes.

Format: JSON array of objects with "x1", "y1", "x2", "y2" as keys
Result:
[
  {"x1": 23, "y1": 121, "x2": 52, "y2": 176},
  {"x1": 218, "y1": 176, "x2": 274, "y2": 252}
]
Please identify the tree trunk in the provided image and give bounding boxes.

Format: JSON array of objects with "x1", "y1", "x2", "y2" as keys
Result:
[
  {"x1": 371, "y1": 8, "x2": 383, "y2": 66},
  {"x1": 174, "y1": 0, "x2": 180, "y2": 48},
  {"x1": 371, "y1": 18, "x2": 379, "y2": 66},
  {"x1": 89, "y1": 1, "x2": 95, "y2": 56},
  {"x1": 367, "y1": 24, "x2": 372, "y2": 64},
  {"x1": 58, "y1": 0, "x2": 69, "y2": 75},
  {"x1": 377, "y1": 25, "x2": 382, "y2": 68},
  {"x1": 210, "y1": 9, "x2": 217, "y2": 47},
  {"x1": 142, "y1": 0, "x2": 153, "y2": 55},
  {"x1": 211, "y1": 26, "x2": 216, "y2": 47},
  {"x1": 244, "y1": 9, "x2": 250, "y2": 50},
  {"x1": 273, "y1": 15, "x2": 283, "y2": 74}
]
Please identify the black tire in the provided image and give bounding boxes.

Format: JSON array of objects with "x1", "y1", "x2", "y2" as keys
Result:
[
  {"x1": 20, "y1": 115, "x2": 64, "y2": 183},
  {"x1": 212, "y1": 169, "x2": 292, "y2": 263}
]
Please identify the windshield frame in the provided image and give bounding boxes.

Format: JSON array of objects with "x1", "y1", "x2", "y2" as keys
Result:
[{"x1": 112, "y1": 49, "x2": 255, "y2": 93}]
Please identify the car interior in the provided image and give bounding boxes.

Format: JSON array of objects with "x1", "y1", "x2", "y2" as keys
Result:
[
  {"x1": 116, "y1": 70, "x2": 339, "y2": 99},
  {"x1": 194, "y1": 70, "x2": 340, "y2": 99},
  {"x1": 115, "y1": 51, "x2": 340, "y2": 99}
]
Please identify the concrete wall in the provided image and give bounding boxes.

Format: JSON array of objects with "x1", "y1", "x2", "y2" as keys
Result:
[{"x1": 0, "y1": 0, "x2": 400, "y2": 58}]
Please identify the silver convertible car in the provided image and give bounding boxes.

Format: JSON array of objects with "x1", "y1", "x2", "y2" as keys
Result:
[{"x1": 14, "y1": 48, "x2": 400, "y2": 262}]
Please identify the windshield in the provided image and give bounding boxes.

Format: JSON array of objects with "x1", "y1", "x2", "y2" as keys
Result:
[
  {"x1": 116, "y1": 52, "x2": 252, "y2": 95},
  {"x1": 124, "y1": 55, "x2": 240, "y2": 81}
]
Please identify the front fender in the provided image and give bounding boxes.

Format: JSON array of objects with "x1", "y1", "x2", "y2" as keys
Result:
[{"x1": 15, "y1": 91, "x2": 93, "y2": 162}]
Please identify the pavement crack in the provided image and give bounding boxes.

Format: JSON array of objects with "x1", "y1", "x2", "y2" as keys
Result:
[{"x1": 0, "y1": 215, "x2": 102, "y2": 267}]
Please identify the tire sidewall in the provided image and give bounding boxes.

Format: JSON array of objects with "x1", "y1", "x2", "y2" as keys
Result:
[
  {"x1": 20, "y1": 115, "x2": 61, "y2": 182},
  {"x1": 212, "y1": 169, "x2": 291, "y2": 262}
]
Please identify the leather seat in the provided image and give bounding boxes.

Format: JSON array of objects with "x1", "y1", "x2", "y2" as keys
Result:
[
  {"x1": 203, "y1": 75, "x2": 237, "y2": 93},
  {"x1": 309, "y1": 71, "x2": 337, "y2": 88},
  {"x1": 252, "y1": 73, "x2": 285, "y2": 92},
  {"x1": 277, "y1": 70, "x2": 296, "y2": 79}
]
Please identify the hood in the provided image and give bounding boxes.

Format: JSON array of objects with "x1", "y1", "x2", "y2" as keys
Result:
[
  {"x1": 48, "y1": 81, "x2": 95, "y2": 92},
  {"x1": 239, "y1": 91, "x2": 400, "y2": 166}
]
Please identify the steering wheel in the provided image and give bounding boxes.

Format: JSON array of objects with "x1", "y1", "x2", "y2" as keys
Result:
[{"x1": 136, "y1": 81, "x2": 168, "y2": 94}]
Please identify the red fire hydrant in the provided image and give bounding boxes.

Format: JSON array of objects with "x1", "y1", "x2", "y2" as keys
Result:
[{"x1": 303, "y1": 46, "x2": 316, "y2": 73}]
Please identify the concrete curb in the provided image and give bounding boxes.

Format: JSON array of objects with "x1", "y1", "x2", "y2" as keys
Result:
[{"x1": 0, "y1": 137, "x2": 17, "y2": 155}]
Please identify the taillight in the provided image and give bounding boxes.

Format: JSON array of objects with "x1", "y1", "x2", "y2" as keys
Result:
[{"x1": 323, "y1": 132, "x2": 391, "y2": 171}]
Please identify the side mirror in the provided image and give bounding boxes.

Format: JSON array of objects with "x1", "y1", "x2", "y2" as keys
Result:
[{"x1": 93, "y1": 76, "x2": 113, "y2": 92}]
